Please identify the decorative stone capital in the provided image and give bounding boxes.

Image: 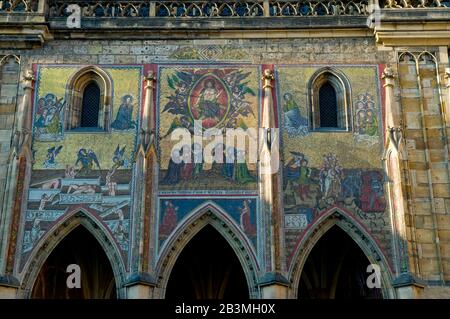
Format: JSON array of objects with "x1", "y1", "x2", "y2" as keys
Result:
[
  {"x1": 144, "y1": 70, "x2": 156, "y2": 89},
  {"x1": 262, "y1": 69, "x2": 275, "y2": 89},
  {"x1": 445, "y1": 67, "x2": 450, "y2": 88},
  {"x1": 22, "y1": 69, "x2": 35, "y2": 90},
  {"x1": 382, "y1": 65, "x2": 395, "y2": 79},
  {"x1": 382, "y1": 65, "x2": 396, "y2": 87}
]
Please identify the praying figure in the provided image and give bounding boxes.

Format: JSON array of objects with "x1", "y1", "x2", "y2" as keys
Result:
[{"x1": 111, "y1": 95, "x2": 135, "y2": 130}]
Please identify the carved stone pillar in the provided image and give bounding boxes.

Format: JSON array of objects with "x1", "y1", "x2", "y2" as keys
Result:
[
  {"x1": 382, "y1": 64, "x2": 399, "y2": 130},
  {"x1": 141, "y1": 70, "x2": 156, "y2": 149},
  {"x1": 13, "y1": 69, "x2": 34, "y2": 156},
  {"x1": 127, "y1": 69, "x2": 157, "y2": 299},
  {"x1": 0, "y1": 69, "x2": 34, "y2": 298},
  {"x1": 0, "y1": 275, "x2": 19, "y2": 298},
  {"x1": 445, "y1": 68, "x2": 450, "y2": 124},
  {"x1": 124, "y1": 272, "x2": 156, "y2": 299},
  {"x1": 258, "y1": 68, "x2": 289, "y2": 299}
]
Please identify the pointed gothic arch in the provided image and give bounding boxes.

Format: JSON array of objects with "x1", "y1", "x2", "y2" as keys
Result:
[
  {"x1": 308, "y1": 67, "x2": 352, "y2": 131},
  {"x1": 65, "y1": 66, "x2": 113, "y2": 131},
  {"x1": 288, "y1": 207, "x2": 395, "y2": 299},
  {"x1": 0, "y1": 54, "x2": 20, "y2": 65},
  {"x1": 155, "y1": 203, "x2": 259, "y2": 298},
  {"x1": 398, "y1": 51, "x2": 416, "y2": 64},
  {"x1": 19, "y1": 209, "x2": 126, "y2": 298},
  {"x1": 0, "y1": 55, "x2": 20, "y2": 103},
  {"x1": 0, "y1": 54, "x2": 20, "y2": 126},
  {"x1": 130, "y1": 143, "x2": 158, "y2": 274}
]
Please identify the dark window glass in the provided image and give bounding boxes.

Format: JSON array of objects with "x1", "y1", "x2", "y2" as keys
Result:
[
  {"x1": 80, "y1": 82, "x2": 100, "y2": 128},
  {"x1": 319, "y1": 82, "x2": 338, "y2": 128}
]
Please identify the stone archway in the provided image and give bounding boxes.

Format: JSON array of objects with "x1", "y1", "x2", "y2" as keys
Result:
[
  {"x1": 155, "y1": 204, "x2": 259, "y2": 299},
  {"x1": 288, "y1": 208, "x2": 395, "y2": 299},
  {"x1": 166, "y1": 225, "x2": 249, "y2": 299},
  {"x1": 31, "y1": 226, "x2": 116, "y2": 298},
  {"x1": 298, "y1": 226, "x2": 382, "y2": 299},
  {"x1": 19, "y1": 210, "x2": 126, "y2": 298}
]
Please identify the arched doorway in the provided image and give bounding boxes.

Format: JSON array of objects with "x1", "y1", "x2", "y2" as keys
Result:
[
  {"x1": 31, "y1": 226, "x2": 117, "y2": 299},
  {"x1": 165, "y1": 225, "x2": 249, "y2": 299},
  {"x1": 298, "y1": 226, "x2": 383, "y2": 299}
]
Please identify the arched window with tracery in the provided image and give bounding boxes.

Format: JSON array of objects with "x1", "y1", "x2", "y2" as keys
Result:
[
  {"x1": 65, "y1": 66, "x2": 113, "y2": 131},
  {"x1": 308, "y1": 68, "x2": 352, "y2": 131}
]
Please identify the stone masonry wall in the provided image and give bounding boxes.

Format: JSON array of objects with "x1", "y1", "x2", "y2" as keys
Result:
[
  {"x1": 397, "y1": 52, "x2": 450, "y2": 284},
  {"x1": 3, "y1": 37, "x2": 450, "y2": 297},
  {"x1": 0, "y1": 37, "x2": 393, "y2": 66},
  {"x1": 0, "y1": 56, "x2": 19, "y2": 220}
]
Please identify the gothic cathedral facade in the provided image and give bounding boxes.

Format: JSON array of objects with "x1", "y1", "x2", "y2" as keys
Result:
[{"x1": 1, "y1": 0, "x2": 450, "y2": 299}]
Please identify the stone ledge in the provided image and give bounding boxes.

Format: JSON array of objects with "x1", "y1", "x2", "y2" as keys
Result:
[
  {"x1": 0, "y1": 26, "x2": 51, "y2": 48},
  {"x1": 123, "y1": 272, "x2": 157, "y2": 287},
  {"x1": 375, "y1": 30, "x2": 450, "y2": 46},
  {"x1": 48, "y1": 16, "x2": 370, "y2": 31},
  {"x1": 50, "y1": 28, "x2": 374, "y2": 40},
  {"x1": 0, "y1": 12, "x2": 51, "y2": 48},
  {"x1": 0, "y1": 13, "x2": 47, "y2": 24},
  {"x1": 258, "y1": 271, "x2": 290, "y2": 287},
  {"x1": 0, "y1": 274, "x2": 20, "y2": 288},
  {"x1": 392, "y1": 272, "x2": 426, "y2": 288},
  {"x1": 377, "y1": 8, "x2": 450, "y2": 22},
  {"x1": 370, "y1": 8, "x2": 450, "y2": 45}
]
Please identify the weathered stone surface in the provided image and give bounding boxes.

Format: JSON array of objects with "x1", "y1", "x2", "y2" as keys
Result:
[{"x1": 0, "y1": 5, "x2": 449, "y2": 300}]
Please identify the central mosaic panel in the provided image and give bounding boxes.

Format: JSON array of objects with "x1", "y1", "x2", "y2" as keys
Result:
[{"x1": 156, "y1": 65, "x2": 261, "y2": 257}]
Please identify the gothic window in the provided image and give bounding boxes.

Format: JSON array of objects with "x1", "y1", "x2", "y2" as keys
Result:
[
  {"x1": 318, "y1": 82, "x2": 338, "y2": 128},
  {"x1": 80, "y1": 82, "x2": 100, "y2": 128},
  {"x1": 0, "y1": 55, "x2": 20, "y2": 115},
  {"x1": 309, "y1": 68, "x2": 352, "y2": 131},
  {"x1": 65, "y1": 66, "x2": 113, "y2": 131}
]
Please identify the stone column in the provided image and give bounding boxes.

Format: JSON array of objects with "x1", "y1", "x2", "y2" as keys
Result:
[
  {"x1": 263, "y1": 0, "x2": 270, "y2": 17},
  {"x1": 382, "y1": 65, "x2": 399, "y2": 130},
  {"x1": 124, "y1": 272, "x2": 156, "y2": 299},
  {"x1": 445, "y1": 67, "x2": 450, "y2": 124},
  {"x1": 382, "y1": 65, "x2": 404, "y2": 155},
  {"x1": 0, "y1": 277, "x2": 19, "y2": 298},
  {"x1": 141, "y1": 70, "x2": 156, "y2": 148},
  {"x1": 10, "y1": 69, "x2": 34, "y2": 155},
  {"x1": 126, "y1": 70, "x2": 157, "y2": 299},
  {"x1": 258, "y1": 69, "x2": 289, "y2": 299},
  {"x1": 0, "y1": 69, "x2": 34, "y2": 298}
]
